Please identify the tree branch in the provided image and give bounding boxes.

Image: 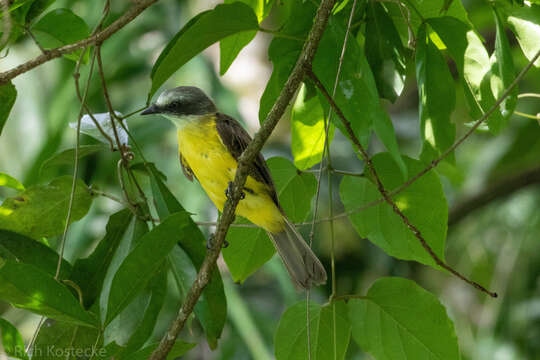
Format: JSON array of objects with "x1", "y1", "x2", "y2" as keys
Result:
[
  {"x1": 149, "y1": 0, "x2": 337, "y2": 358},
  {"x1": 449, "y1": 165, "x2": 540, "y2": 226},
  {"x1": 307, "y1": 68, "x2": 498, "y2": 298},
  {"x1": 0, "y1": 0, "x2": 159, "y2": 85}
]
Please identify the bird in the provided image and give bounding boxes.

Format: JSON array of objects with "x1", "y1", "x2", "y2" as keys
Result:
[{"x1": 142, "y1": 86, "x2": 327, "y2": 289}]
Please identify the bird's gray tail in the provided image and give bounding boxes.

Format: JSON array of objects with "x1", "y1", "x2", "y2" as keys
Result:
[{"x1": 268, "y1": 217, "x2": 327, "y2": 290}]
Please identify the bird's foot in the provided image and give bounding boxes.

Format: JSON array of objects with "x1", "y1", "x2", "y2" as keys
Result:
[
  {"x1": 206, "y1": 233, "x2": 229, "y2": 250},
  {"x1": 225, "y1": 181, "x2": 245, "y2": 200}
]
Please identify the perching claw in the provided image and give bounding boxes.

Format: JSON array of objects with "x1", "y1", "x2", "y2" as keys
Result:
[
  {"x1": 225, "y1": 181, "x2": 245, "y2": 200},
  {"x1": 206, "y1": 233, "x2": 229, "y2": 249}
]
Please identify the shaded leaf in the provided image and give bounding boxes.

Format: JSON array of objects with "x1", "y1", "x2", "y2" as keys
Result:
[
  {"x1": 148, "y1": 167, "x2": 226, "y2": 348},
  {"x1": 275, "y1": 301, "x2": 351, "y2": 360},
  {"x1": 339, "y1": 153, "x2": 447, "y2": 267},
  {"x1": 70, "y1": 209, "x2": 133, "y2": 308},
  {"x1": 0, "y1": 318, "x2": 28, "y2": 360},
  {"x1": 149, "y1": 2, "x2": 258, "y2": 99},
  {"x1": 416, "y1": 23, "x2": 456, "y2": 161},
  {"x1": 291, "y1": 84, "x2": 334, "y2": 170},
  {"x1": 0, "y1": 260, "x2": 97, "y2": 326},
  {"x1": 0, "y1": 230, "x2": 72, "y2": 278},
  {"x1": 105, "y1": 212, "x2": 192, "y2": 325},
  {"x1": 0, "y1": 172, "x2": 24, "y2": 191},
  {"x1": 365, "y1": 2, "x2": 407, "y2": 102},
  {"x1": 0, "y1": 82, "x2": 17, "y2": 137},
  {"x1": 32, "y1": 319, "x2": 102, "y2": 360},
  {"x1": 31, "y1": 8, "x2": 89, "y2": 62},
  {"x1": 314, "y1": 18, "x2": 407, "y2": 178},
  {"x1": 0, "y1": 176, "x2": 93, "y2": 239},
  {"x1": 26, "y1": 0, "x2": 56, "y2": 23},
  {"x1": 118, "y1": 341, "x2": 195, "y2": 360},
  {"x1": 40, "y1": 145, "x2": 105, "y2": 173},
  {"x1": 348, "y1": 277, "x2": 459, "y2": 360},
  {"x1": 220, "y1": 30, "x2": 257, "y2": 75}
]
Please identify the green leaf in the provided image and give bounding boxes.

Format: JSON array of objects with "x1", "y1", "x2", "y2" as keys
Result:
[
  {"x1": 491, "y1": 6, "x2": 518, "y2": 132},
  {"x1": 118, "y1": 341, "x2": 196, "y2": 360},
  {"x1": 416, "y1": 23, "x2": 456, "y2": 161},
  {"x1": 365, "y1": 2, "x2": 407, "y2": 102},
  {"x1": 148, "y1": 168, "x2": 226, "y2": 348},
  {"x1": 0, "y1": 172, "x2": 24, "y2": 191},
  {"x1": 314, "y1": 18, "x2": 407, "y2": 178},
  {"x1": 339, "y1": 153, "x2": 447, "y2": 267},
  {"x1": 0, "y1": 318, "x2": 28, "y2": 360},
  {"x1": 70, "y1": 209, "x2": 134, "y2": 308},
  {"x1": 40, "y1": 145, "x2": 105, "y2": 173},
  {"x1": 0, "y1": 260, "x2": 97, "y2": 326},
  {"x1": 348, "y1": 277, "x2": 460, "y2": 360},
  {"x1": 149, "y1": 2, "x2": 258, "y2": 99},
  {"x1": 31, "y1": 8, "x2": 90, "y2": 62},
  {"x1": 222, "y1": 157, "x2": 317, "y2": 283},
  {"x1": 501, "y1": 3, "x2": 540, "y2": 67},
  {"x1": 220, "y1": 30, "x2": 257, "y2": 75},
  {"x1": 259, "y1": 0, "x2": 316, "y2": 122},
  {"x1": 0, "y1": 230, "x2": 72, "y2": 278},
  {"x1": 123, "y1": 266, "x2": 167, "y2": 354},
  {"x1": 26, "y1": 0, "x2": 56, "y2": 23},
  {"x1": 291, "y1": 84, "x2": 334, "y2": 170},
  {"x1": 105, "y1": 212, "x2": 192, "y2": 325},
  {"x1": 274, "y1": 301, "x2": 351, "y2": 360},
  {"x1": 32, "y1": 319, "x2": 102, "y2": 360},
  {"x1": 0, "y1": 82, "x2": 17, "y2": 137},
  {"x1": 0, "y1": 176, "x2": 93, "y2": 239},
  {"x1": 427, "y1": 17, "x2": 509, "y2": 133}
]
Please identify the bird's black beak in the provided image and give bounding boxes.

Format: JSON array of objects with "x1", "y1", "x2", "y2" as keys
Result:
[{"x1": 141, "y1": 104, "x2": 160, "y2": 115}]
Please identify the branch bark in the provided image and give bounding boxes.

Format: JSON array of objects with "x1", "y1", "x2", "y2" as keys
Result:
[
  {"x1": 149, "y1": 0, "x2": 337, "y2": 358},
  {"x1": 0, "y1": 0, "x2": 159, "y2": 85},
  {"x1": 449, "y1": 165, "x2": 540, "y2": 226}
]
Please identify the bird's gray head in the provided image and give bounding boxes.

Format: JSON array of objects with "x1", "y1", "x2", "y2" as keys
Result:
[{"x1": 141, "y1": 86, "x2": 217, "y2": 122}]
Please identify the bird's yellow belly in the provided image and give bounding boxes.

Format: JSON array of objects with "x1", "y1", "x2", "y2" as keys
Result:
[{"x1": 177, "y1": 121, "x2": 284, "y2": 233}]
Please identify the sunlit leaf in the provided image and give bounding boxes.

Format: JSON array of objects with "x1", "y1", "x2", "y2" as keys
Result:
[
  {"x1": 0, "y1": 176, "x2": 93, "y2": 239},
  {"x1": 149, "y1": 2, "x2": 258, "y2": 99},
  {"x1": 501, "y1": 2, "x2": 540, "y2": 67},
  {"x1": 291, "y1": 84, "x2": 333, "y2": 170},
  {"x1": 339, "y1": 153, "x2": 447, "y2": 267},
  {"x1": 0, "y1": 82, "x2": 17, "y2": 137},
  {"x1": 275, "y1": 301, "x2": 351, "y2": 360},
  {"x1": 348, "y1": 277, "x2": 459, "y2": 360},
  {"x1": 219, "y1": 30, "x2": 257, "y2": 75},
  {"x1": 0, "y1": 317, "x2": 28, "y2": 360},
  {"x1": 0, "y1": 172, "x2": 24, "y2": 191},
  {"x1": 0, "y1": 260, "x2": 97, "y2": 326}
]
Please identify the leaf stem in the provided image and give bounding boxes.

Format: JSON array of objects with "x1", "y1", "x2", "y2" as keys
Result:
[{"x1": 258, "y1": 27, "x2": 305, "y2": 42}]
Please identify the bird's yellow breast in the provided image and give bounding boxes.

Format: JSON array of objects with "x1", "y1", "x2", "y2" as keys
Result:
[{"x1": 177, "y1": 116, "x2": 284, "y2": 233}]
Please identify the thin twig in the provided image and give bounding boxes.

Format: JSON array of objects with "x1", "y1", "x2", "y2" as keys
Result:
[
  {"x1": 0, "y1": 0, "x2": 159, "y2": 85},
  {"x1": 25, "y1": 26, "x2": 47, "y2": 54},
  {"x1": 258, "y1": 27, "x2": 305, "y2": 42},
  {"x1": 149, "y1": 1, "x2": 337, "y2": 358},
  {"x1": 514, "y1": 110, "x2": 540, "y2": 120},
  {"x1": 308, "y1": 68, "x2": 498, "y2": 298}
]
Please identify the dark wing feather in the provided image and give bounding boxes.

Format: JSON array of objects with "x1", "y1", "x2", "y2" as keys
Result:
[
  {"x1": 215, "y1": 113, "x2": 279, "y2": 206},
  {"x1": 179, "y1": 153, "x2": 195, "y2": 182}
]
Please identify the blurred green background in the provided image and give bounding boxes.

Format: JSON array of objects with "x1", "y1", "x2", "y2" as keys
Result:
[{"x1": 1, "y1": 0, "x2": 540, "y2": 359}]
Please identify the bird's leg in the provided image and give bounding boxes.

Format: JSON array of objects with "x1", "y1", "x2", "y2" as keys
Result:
[
  {"x1": 225, "y1": 181, "x2": 245, "y2": 200},
  {"x1": 206, "y1": 233, "x2": 229, "y2": 249}
]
